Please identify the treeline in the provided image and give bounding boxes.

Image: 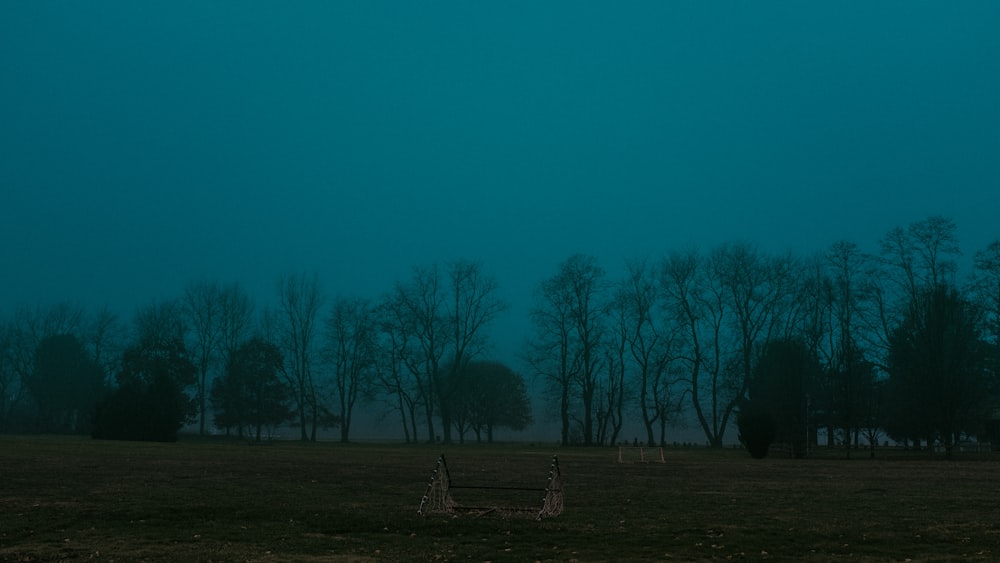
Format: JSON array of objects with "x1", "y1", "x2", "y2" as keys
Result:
[
  {"x1": 1, "y1": 216, "x2": 997, "y2": 455},
  {"x1": 0, "y1": 261, "x2": 531, "y2": 443},
  {"x1": 526, "y1": 215, "x2": 998, "y2": 459}
]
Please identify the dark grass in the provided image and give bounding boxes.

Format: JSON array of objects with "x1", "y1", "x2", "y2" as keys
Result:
[{"x1": 3, "y1": 436, "x2": 1000, "y2": 561}]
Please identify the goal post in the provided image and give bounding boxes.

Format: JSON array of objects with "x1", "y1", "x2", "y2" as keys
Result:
[
  {"x1": 617, "y1": 445, "x2": 666, "y2": 464},
  {"x1": 417, "y1": 454, "x2": 455, "y2": 516},
  {"x1": 417, "y1": 454, "x2": 564, "y2": 520}
]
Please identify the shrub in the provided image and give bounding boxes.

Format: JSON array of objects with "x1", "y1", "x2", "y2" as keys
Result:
[{"x1": 737, "y1": 410, "x2": 777, "y2": 459}]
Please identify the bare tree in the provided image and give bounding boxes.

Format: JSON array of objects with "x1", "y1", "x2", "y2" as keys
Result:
[
  {"x1": 530, "y1": 254, "x2": 606, "y2": 446},
  {"x1": 380, "y1": 261, "x2": 505, "y2": 444},
  {"x1": 122, "y1": 300, "x2": 198, "y2": 425},
  {"x1": 1, "y1": 304, "x2": 86, "y2": 430},
  {"x1": 438, "y1": 260, "x2": 506, "y2": 443},
  {"x1": 133, "y1": 299, "x2": 187, "y2": 350},
  {"x1": 183, "y1": 280, "x2": 223, "y2": 436},
  {"x1": 875, "y1": 216, "x2": 963, "y2": 451},
  {"x1": 662, "y1": 245, "x2": 793, "y2": 447},
  {"x1": 0, "y1": 321, "x2": 16, "y2": 430},
  {"x1": 879, "y1": 215, "x2": 962, "y2": 309},
  {"x1": 618, "y1": 259, "x2": 679, "y2": 447},
  {"x1": 528, "y1": 269, "x2": 577, "y2": 446},
  {"x1": 87, "y1": 306, "x2": 125, "y2": 389},
  {"x1": 277, "y1": 273, "x2": 324, "y2": 441},
  {"x1": 663, "y1": 250, "x2": 738, "y2": 447},
  {"x1": 324, "y1": 296, "x2": 378, "y2": 443},
  {"x1": 217, "y1": 282, "x2": 256, "y2": 368},
  {"x1": 662, "y1": 248, "x2": 730, "y2": 447},
  {"x1": 373, "y1": 299, "x2": 421, "y2": 443},
  {"x1": 386, "y1": 265, "x2": 445, "y2": 442},
  {"x1": 971, "y1": 240, "x2": 1000, "y2": 348},
  {"x1": 598, "y1": 294, "x2": 627, "y2": 446},
  {"x1": 716, "y1": 244, "x2": 795, "y2": 406},
  {"x1": 823, "y1": 241, "x2": 880, "y2": 454}
]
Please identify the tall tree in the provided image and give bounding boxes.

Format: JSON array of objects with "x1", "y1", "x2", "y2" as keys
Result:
[
  {"x1": 437, "y1": 260, "x2": 506, "y2": 443},
  {"x1": 598, "y1": 295, "x2": 627, "y2": 446},
  {"x1": 277, "y1": 273, "x2": 324, "y2": 441},
  {"x1": 618, "y1": 259, "x2": 679, "y2": 447},
  {"x1": 373, "y1": 300, "x2": 421, "y2": 443},
  {"x1": 886, "y1": 285, "x2": 988, "y2": 458},
  {"x1": 386, "y1": 265, "x2": 446, "y2": 442},
  {"x1": 824, "y1": 241, "x2": 879, "y2": 453},
  {"x1": 94, "y1": 301, "x2": 197, "y2": 442},
  {"x1": 879, "y1": 215, "x2": 962, "y2": 314},
  {"x1": 324, "y1": 297, "x2": 378, "y2": 442},
  {"x1": 87, "y1": 306, "x2": 125, "y2": 389},
  {"x1": 971, "y1": 240, "x2": 1000, "y2": 377},
  {"x1": 26, "y1": 333, "x2": 105, "y2": 433},
  {"x1": 217, "y1": 282, "x2": 256, "y2": 370},
  {"x1": 716, "y1": 244, "x2": 795, "y2": 413},
  {"x1": 530, "y1": 254, "x2": 606, "y2": 446},
  {"x1": 876, "y1": 216, "x2": 964, "y2": 450},
  {"x1": 183, "y1": 280, "x2": 223, "y2": 436},
  {"x1": 662, "y1": 245, "x2": 793, "y2": 447},
  {"x1": 745, "y1": 338, "x2": 821, "y2": 458},
  {"x1": 662, "y1": 248, "x2": 737, "y2": 447},
  {"x1": 380, "y1": 261, "x2": 506, "y2": 444},
  {"x1": 121, "y1": 301, "x2": 197, "y2": 413},
  {"x1": 0, "y1": 320, "x2": 26, "y2": 431},
  {"x1": 211, "y1": 337, "x2": 290, "y2": 442},
  {"x1": 2, "y1": 304, "x2": 87, "y2": 431}
]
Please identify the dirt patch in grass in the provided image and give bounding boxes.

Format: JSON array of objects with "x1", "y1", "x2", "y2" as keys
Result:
[{"x1": 2, "y1": 436, "x2": 1000, "y2": 561}]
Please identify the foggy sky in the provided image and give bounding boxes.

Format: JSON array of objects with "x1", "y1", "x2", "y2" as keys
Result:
[{"x1": 2, "y1": 2, "x2": 999, "y2": 364}]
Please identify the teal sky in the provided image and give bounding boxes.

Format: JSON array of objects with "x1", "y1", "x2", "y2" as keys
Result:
[{"x1": 2, "y1": 2, "x2": 999, "y2": 361}]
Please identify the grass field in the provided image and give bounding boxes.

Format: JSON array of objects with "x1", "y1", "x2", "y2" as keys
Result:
[{"x1": 2, "y1": 436, "x2": 1000, "y2": 562}]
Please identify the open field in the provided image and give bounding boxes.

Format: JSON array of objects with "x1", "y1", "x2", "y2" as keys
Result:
[{"x1": 2, "y1": 437, "x2": 1000, "y2": 562}]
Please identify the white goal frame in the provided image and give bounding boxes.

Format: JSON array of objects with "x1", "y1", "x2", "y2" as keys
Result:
[{"x1": 617, "y1": 446, "x2": 666, "y2": 464}]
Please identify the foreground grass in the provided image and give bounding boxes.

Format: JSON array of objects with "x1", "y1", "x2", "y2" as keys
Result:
[{"x1": 2, "y1": 436, "x2": 1000, "y2": 561}]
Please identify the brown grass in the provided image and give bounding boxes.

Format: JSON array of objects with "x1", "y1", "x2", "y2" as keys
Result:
[{"x1": 2, "y1": 436, "x2": 1000, "y2": 561}]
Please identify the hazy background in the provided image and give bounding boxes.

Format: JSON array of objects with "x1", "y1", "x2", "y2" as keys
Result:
[{"x1": 2, "y1": 3, "x2": 998, "y2": 439}]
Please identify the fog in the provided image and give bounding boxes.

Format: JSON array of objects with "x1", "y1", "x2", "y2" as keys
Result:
[{"x1": 2, "y1": 3, "x2": 998, "y2": 443}]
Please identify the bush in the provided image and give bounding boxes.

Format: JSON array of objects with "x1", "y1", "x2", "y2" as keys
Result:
[
  {"x1": 737, "y1": 410, "x2": 777, "y2": 459},
  {"x1": 92, "y1": 372, "x2": 185, "y2": 442}
]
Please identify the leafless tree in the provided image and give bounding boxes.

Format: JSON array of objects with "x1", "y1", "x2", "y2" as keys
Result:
[
  {"x1": 879, "y1": 215, "x2": 962, "y2": 310},
  {"x1": 618, "y1": 258, "x2": 679, "y2": 447},
  {"x1": 6, "y1": 303, "x2": 88, "y2": 404},
  {"x1": 717, "y1": 244, "x2": 796, "y2": 401},
  {"x1": 530, "y1": 254, "x2": 607, "y2": 446},
  {"x1": 133, "y1": 299, "x2": 187, "y2": 349},
  {"x1": 183, "y1": 280, "x2": 223, "y2": 435},
  {"x1": 324, "y1": 296, "x2": 378, "y2": 442},
  {"x1": 87, "y1": 306, "x2": 126, "y2": 388},
  {"x1": 662, "y1": 245, "x2": 794, "y2": 447},
  {"x1": 662, "y1": 248, "x2": 730, "y2": 447},
  {"x1": 277, "y1": 272, "x2": 324, "y2": 441},
  {"x1": 0, "y1": 320, "x2": 23, "y2": 431},
  {"x1": 971, "y1": 240, "x2": 1000, "y2": 348},
  {"x1": 380, "y1": 261, "x2": 505, "y2": 444},
  {"x1": 0, "y1": 304, "x2": 123, "y2": 432},
  {"x1": 598, "y1": 293, "x2": 627, "y2": 446},
  {"x1": 386, "y1": 265, "x2": 445, "y2": 442},
  {"x1": 438, "y1": 260, "x2": 506, "y2": 443},
  {"x1": 217, "y1": 282, "x2": 256, "y2": 366},
  {"x1": 823, "y1": 241, "x2": 882, "y2": 452},
  {"x1": 372, "y1": 299, "x2": 421, "y2": 442}
]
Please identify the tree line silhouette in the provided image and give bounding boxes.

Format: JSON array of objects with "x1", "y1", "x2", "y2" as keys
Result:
[{"x1": 1, "y1": 216, "x2": 997, "y2": 457}]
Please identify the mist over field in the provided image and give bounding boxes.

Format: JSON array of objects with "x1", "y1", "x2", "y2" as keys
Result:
[{"x1": 1, "y1": 3, "x2": 999, "y2": 447}]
